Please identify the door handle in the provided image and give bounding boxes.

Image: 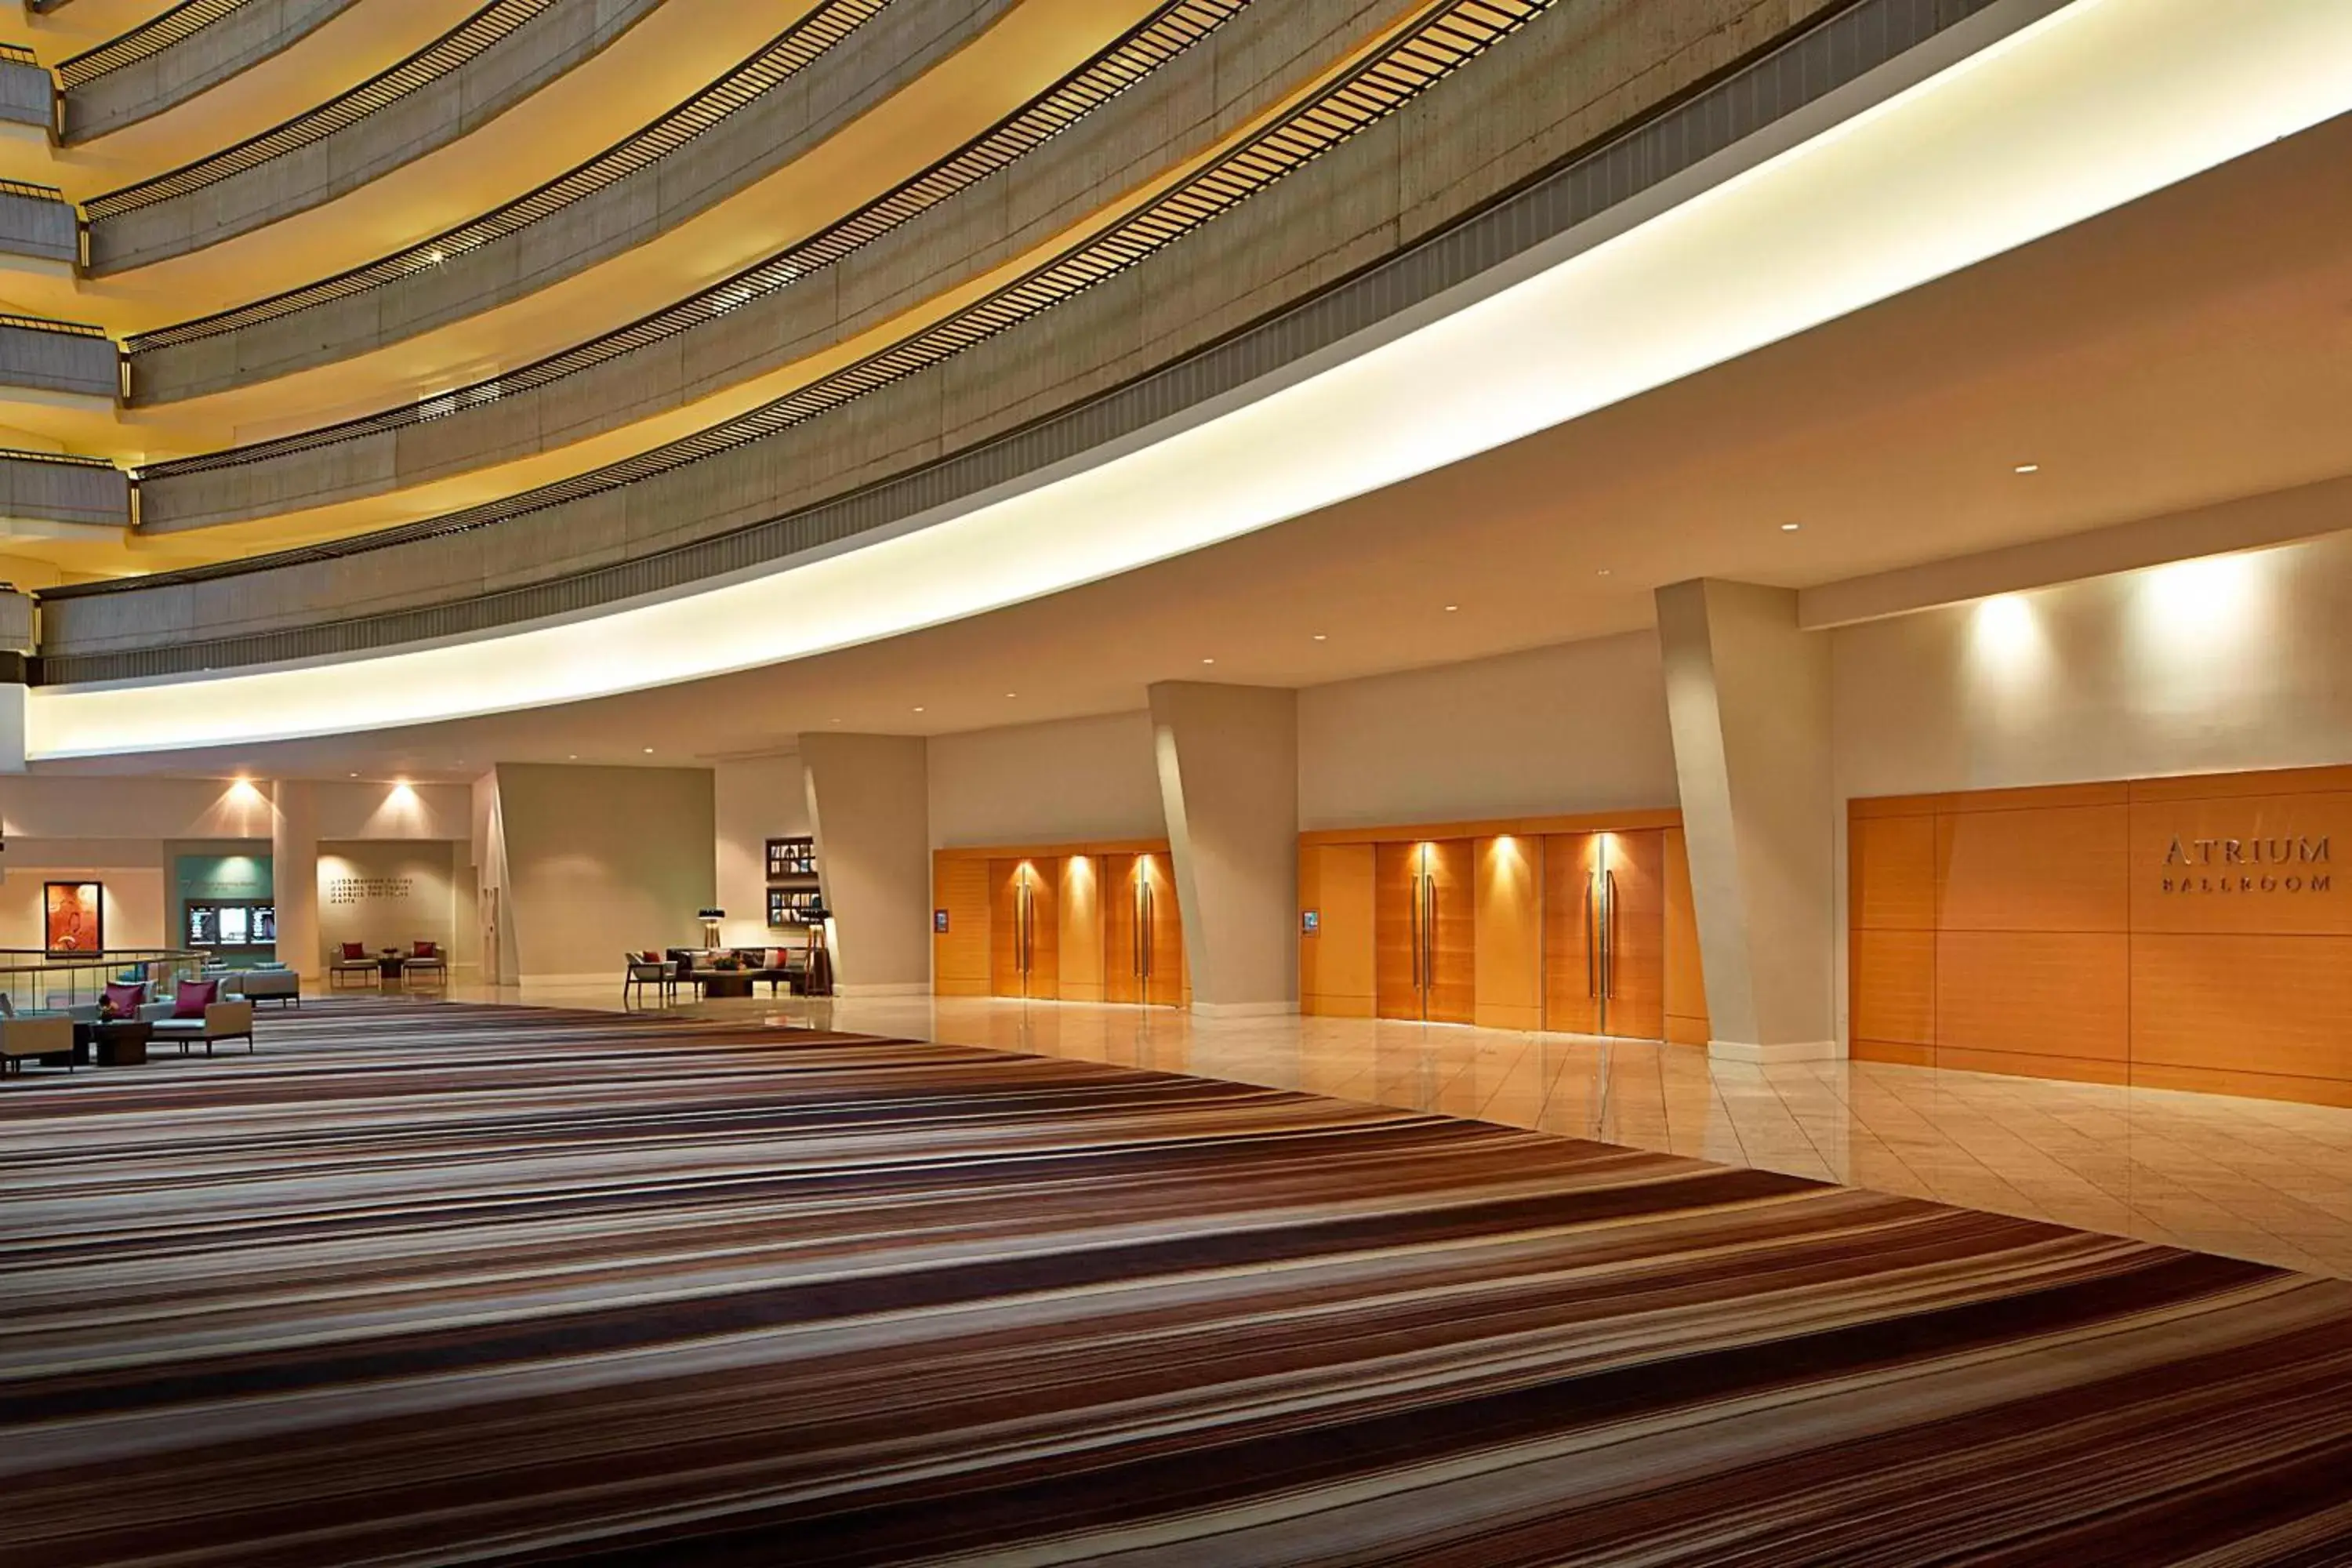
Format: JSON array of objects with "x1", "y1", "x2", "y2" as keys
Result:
[
  {"x1": 1584, "y1": 870, "x2": 1599, "y2": 998},
  {"x1": 1602, "y1": 868, "x2": 1617, "y2": 1000}
]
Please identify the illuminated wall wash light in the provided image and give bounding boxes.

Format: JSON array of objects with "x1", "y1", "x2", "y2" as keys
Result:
[{"x1": 30, "y1": 0, "x2": 2352, "y2": 758}]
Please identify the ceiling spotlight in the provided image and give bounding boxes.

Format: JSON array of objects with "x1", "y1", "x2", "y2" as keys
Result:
[
  {"x1": 348, "y1": 771, "x2": 358, "y2": 778},
  {"x1": 1312, "y1": 633, "x2": 1327, "y2": 641},
  {"x1": 1200, "y1": 658, "x2": 1215, "y2": 665},
  {"x1": 642, "y1": 747, "x2": 654, "y2": 754},
  {"x1": 2014, "y1": 463, "x2": 2041, "y2": 474},
  {"x1": 1780, "y1": 522, "x2": 1802, "y2": 532},
  {"x1": 568, "y1": 754, "x2": 578, "y2": 760},
  {"x1": 912, "y1": 706, "x2": 925, "y2": 713},
  {"x1": 1444, "y1": 604, "x2": 1459, "y2": 612},
  {"x1": 1596, "y1": 568, "x2": 1613, "y2": 577},
  {"x1": 1005, "y1": 691, "x2": 1018, "y2": 699}
]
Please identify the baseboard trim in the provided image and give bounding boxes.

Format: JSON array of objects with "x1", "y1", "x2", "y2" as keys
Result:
[
  {"x1": 836, "y1": 982, "x2": 931, "y2": 998},
  {"x1": 1708, "y1": 1038, "x2": 1844, "y2": 1065},
  {"x1": 1189, "y1": 1000, "x2": 1300, "y2": 1019}
]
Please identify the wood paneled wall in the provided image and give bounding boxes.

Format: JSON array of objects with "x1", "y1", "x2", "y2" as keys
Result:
[
  {"x1": 932, "y1": 840, "x2": 1174, "y2": 1003},
  {"x1": 1299, "y1": 812, "x2": 1706, "y2": 1040},
  {"x1": 1850, "y1": 765, "x2": 2352, "y2": 1105}
]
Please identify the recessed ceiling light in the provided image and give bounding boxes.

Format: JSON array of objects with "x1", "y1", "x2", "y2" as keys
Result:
[
  {"x1": 829, "y1": 718, "x2": 840, "y2": 724},
  {"x1": 348, "y1": 771, "x2": 358, "y2": 778},
  {"x1": 568, "y1": 754, "x2": 578, "y2": 760},
  {"x1": 1005, "y1": 691, "x2": 1017, "y2": 699},
  {"x1": 913, "y1": 706, "x2": 925, "y2": 713},
  {"x1": 1200, "y1": 657, "x2": 1214, "y2": 665},
  {"x1": 1596, "y1": 568, "x2": 1613, "y2": 577},
  {"x1": 642, "y1": 747, "x2": 654, "y2": 754},
  {"x1": 1444, "y1": 604, "x2": 1459, "y2": 612},
  {"x1": 1312, "y1": 633, "x2": 1327, "y2": 641},
  {"x1": 1780, "y1": 522, "x2": 1802, "y2": 532},
  {"x1": 2014, "y1": 462, "x2": 2041, "y2": 474}
]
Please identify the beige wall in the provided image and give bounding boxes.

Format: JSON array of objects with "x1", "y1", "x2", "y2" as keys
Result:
[
  {"x1": 492, "y1": 763, "x2": 715, "y2": 982},
  {"x1": 1834, "y1": 534, "x2": 2352, "y2": 800},
  {"x1": 714, "y1": 753, "x2": 810, "y2": 949},
  {"x1": 0, "y1": 777, "x2": 468, "y2": 842},
  {"x1": 318, "y1": 841, "x2": 463, "y2": 967},
  {"x1": 1151, "y1": 682, "x2": 1298, "y2": 1013},
  {"x1": 0, "y1": 840, "x2": 165, "y2": 952},
  {"x1": 1298, "y1": 633, "x2": 1679, "y2": 829},
  {"x1": 927, "y1": 711, "x2": 1163, "y2": 848}
]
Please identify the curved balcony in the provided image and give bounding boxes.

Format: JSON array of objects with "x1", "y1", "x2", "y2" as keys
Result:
[
  {"x1": 53, "y1": 0, "x2": 362, "y2": 143},
  {"x1": 0, "y1": 178, "x2": 78, "y2": 267},
  {"x1": 0, "y1": 314, "x2": 119, "y2": 401},
  {"x1": 31, "y1": 0, "x2": 2001, "y2": 685},
  {"x1": 0, "y1": 448, "x2": 130, "y2": 532},
  {"x1": 0, "y1": 43, "x2": 51, "y2": 130},
  {"x1": 129, "y1": 0, "x2": 1269, "y2": 532},
  {"x1": 118, "y1": 0, "x2": 1014, "y2": 403},
  {"x1": 79, "y1": 0, "x2": 665, "y2": 275}
]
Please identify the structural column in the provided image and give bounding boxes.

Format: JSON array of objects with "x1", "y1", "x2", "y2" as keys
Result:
[
  {"x1": 271, "y1": 779, "x2": 321, "y2": 982},
  {"x1": 1654, "y1": 579, "x2": 1838, "y2": 1062},
  {"x1": 798, "y1": 732, "x2": 931, "y2": 996},
  {"x1": 1148, "y1": 681, "x2": 1298, "y2": 1016}
]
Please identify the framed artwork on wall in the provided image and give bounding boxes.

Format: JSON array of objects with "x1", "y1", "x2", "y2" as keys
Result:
[{"x1": 44, "y1": 881, "x2": 102, "y2": 956}]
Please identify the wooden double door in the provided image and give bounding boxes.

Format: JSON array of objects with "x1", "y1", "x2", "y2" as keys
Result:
[
  {"x1": 1102, "y1": 851, "x2": 1184, "y2": 1007},
  {"x1": 1376, "y1": 840, "x2": 1475, "y2": 1023},
  {"x1": 989, "y1": 858, "x2": 1060, "y2": 999},
  {"x1": 1367, "y1": 832, "x2": 1667, "y2": 1036},
  {"x1": 1543, "y1": 829, "x2": 1664, "y2": 1040},
  {"x1": 988, "y1": 852, "x2": 1185, "y2": 1005}
]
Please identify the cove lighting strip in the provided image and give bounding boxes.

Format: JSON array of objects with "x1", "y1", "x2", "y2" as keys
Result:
[{"x1": 31, "y1": 0, "x2": 2352, "y2": 758}]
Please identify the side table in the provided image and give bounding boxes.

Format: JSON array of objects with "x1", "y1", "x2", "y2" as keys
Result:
[{"x1": 76, "y1": 1019, "x2": 152, "y2": 1066}]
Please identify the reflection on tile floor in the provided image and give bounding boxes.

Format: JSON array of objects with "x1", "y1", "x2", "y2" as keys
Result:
[{"x1": 448, "y1": 981, "x2": 2352, "y2": 1280}]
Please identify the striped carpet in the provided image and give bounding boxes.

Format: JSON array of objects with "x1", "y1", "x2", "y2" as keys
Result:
[{"x1": 6, "y1": 1002, "x2": 2352, "y2": 1566}]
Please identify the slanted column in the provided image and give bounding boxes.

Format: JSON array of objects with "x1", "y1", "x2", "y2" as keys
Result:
[
  {"x1": 1147, "y1": 681, "x2": 1298, "y2": 1016},
  {"x1": 1655, "y1": 579, "x2": 1838, "y2": 1062},
  {"x1": 271, "y1": 779, "x2": 321, "y2": 982},
  {"x1": 798, "y1": 732, "x2": 931, "y2": 996}
]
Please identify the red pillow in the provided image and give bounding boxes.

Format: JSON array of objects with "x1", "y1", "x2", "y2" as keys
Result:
[
  {"x1": 172, "y1": 978, "x2": 220, "y2": 1018},
  {"x1": 341, "y1": 942, "x2": 365, "y2": 960},
  {"x1": 103, "y1": 982, "x2": 146, "y2": 1016},
  {"x1": 641, "y1": 950, "x2": 660, "y2": 963},
  {"x1": 413, "y1": 941, "x2": 437, "y2": 959}
]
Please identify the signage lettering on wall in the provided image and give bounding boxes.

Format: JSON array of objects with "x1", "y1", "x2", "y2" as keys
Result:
[
  {"x1": 2161, "y1": 835, "x2": 2332, "y2": 895},
  {"x1": 327, "y1": 877, "x2": 416, "y2": 905}
]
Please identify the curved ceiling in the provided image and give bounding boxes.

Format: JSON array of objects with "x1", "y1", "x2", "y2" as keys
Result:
[{"x1": 34, "y1": 0, "x2": 2352, "y2": 760}]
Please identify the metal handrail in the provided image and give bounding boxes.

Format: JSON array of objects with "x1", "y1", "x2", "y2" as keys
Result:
[
  {"x1": 100, "y1": 0, "x2": 1542, "y2": 579},
  {"x1": 0, "y1": 447, "x2": 119, "y2": 468},
  {"x1": 0, "y1": 312, "x2": 111, "y2": 339},
  {"x1": 125, "y1": 0, "x2": 895, "y2": 357},
  {"x1": 57, "y1": 0, "x2": 249, "y2": 89},
  {"x1": 130, "y1": 0, "x2": 1236, "y2": 470},
  {"x1": 0, "y1": 949, "x2": 209, "y2": 1013},
  {"x1": 82, "y1": 0, "x2": 561, "y2": 220}
]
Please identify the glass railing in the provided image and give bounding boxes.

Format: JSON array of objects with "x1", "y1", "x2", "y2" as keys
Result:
[{"x1": 0, "y1": 949, "x2": 207, "y2": 1014}]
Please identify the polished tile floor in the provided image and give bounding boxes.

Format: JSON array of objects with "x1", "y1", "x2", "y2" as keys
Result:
[{"x1": 447, "y1": 979, "x2": 2352, "y2": 1281}]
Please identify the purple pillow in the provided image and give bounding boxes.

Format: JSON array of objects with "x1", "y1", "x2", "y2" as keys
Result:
[
  {"x1": 103, "y1": 982, "x2": 146, "y2": 1017},
  {"x1": 172, "y1": 978, "x2": 220, "y2": 1018}
]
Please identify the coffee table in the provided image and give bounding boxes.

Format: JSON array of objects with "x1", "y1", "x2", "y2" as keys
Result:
[
  {"x1": 696, "y1": 971, "x2": 753, "y2": 999},
  {"x1": 75, "y1": 1019, "x2": 151, "y2": 1066}
]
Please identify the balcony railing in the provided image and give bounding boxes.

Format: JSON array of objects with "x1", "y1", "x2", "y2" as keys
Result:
[
  {"x1": 0, "y1": 949, "x2": 209, "y2": 1014},
  {"x1": 80, "y1": 0, "x2": 661, "y2": 272},
  {"x1": 129, "y1": 0, "x2": 1239, "y2": 474},
  {"x1": 118, "y1": 0, "x2": 1545, "y2": 546},
  {"x1": 36, "y1": 0, "x2": 1997, "y2": 681},
  {"x1": 56, "y1": 0, "x2": 362, "y2": 143},
  {"x1": 122, "y1": 0, "x2": 898, "y2": 360}
]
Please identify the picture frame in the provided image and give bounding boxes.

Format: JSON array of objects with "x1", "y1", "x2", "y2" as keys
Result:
[{"x1": 44, "y1": 881, "x2": 102, "y2": 956}]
